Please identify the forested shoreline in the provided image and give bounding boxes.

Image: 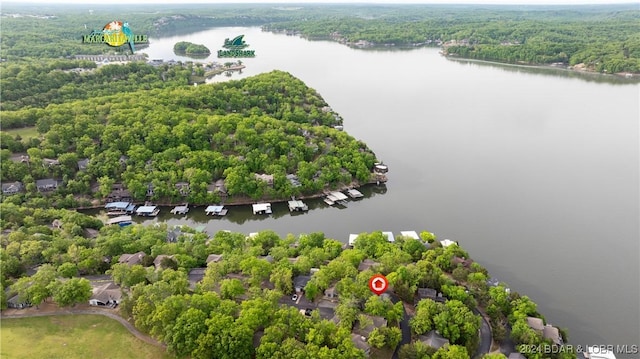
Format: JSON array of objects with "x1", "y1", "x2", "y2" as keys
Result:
[{"x1": 1, "y1": 4, "x2": 637, "y2": 74}]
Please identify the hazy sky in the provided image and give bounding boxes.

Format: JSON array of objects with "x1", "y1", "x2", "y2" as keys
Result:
[{"x1": 2, "y1": 0, "x2": 639, "y2": 5}]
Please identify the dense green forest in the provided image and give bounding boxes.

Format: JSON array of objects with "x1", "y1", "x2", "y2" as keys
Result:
[
  {"x1": 0, "y1": 206, "x2": 573, "y2": 359},
  {"x1": 173, "y1": 41, "x2": 211, "y2": 56},
  {"x1": 1, "y1": 4, "x2": 638, "y2": 73}
]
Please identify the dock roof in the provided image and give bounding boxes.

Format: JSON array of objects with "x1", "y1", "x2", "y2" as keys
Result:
[
  {"x1": 328, "y1": 191, "x2": 348, "y2": 201},
  {"x1": 106, "y1": 215, "x2": 132, "y2": 225},
  {"x1": 252, "y1": 203, "x2": 271, "y2": 212},
  {"x1": 382, "y1": 231, "x2": 395, "y2": 242},
  {"x1": 348, "y1": 234, "x2": 359, "y2": 246},
  {"x1": 105, "y1": 201, "x2": 133, "y2": 210},
  {"x1": 206, "y1": 205, "x2": 224, "y2": 212},
  {"x1": 136, "y1": 205, "x2": 158, "y2": 214}
]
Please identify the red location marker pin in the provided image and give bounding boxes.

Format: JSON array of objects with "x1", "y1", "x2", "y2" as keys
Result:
[{"x1": 368, "y1": 274, "x2": 389, "y2": 296}]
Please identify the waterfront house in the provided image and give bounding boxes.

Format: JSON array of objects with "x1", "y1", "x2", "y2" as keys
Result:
[
  {"x1": 107, "y1": 184, "x2": 132, "y2": 203},
  {"x1": 418, "y1": 330, "x2": 450, "y2": 350},
  {"x1": 1, "y1": 181, "x2": 23, "y2": 195},
  {"x1": 118, "y1": 252, "x2": 146, "y2": 266},
  {"x1": 35, "y1": 178, "x2": 59, "y2": 192},
  {"x1": 286, "y1": 174, "x2": 301, "y2": 187},
  {"x1": 89, "y1": 282, "x2": 121, "y2": 307},
  {"x1": 119, "y1": 155, "x2": 128, "y2": 166},
  {"x1": 146, "y1": 183, "x2": 155, "y2": 197},
  {"x1": 543, "y1": 325, "x2": 563, "y2": 345},
  {"x1": 293, "y1": 275, "x2": 312, "y2": 293},
  {"x1": 526, "y1": 317, "x2": 545, "y2": 332}
]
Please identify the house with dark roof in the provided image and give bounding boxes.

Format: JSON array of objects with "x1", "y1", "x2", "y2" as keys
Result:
[
  {"x1": 358, "y1": 259, "x2": 380, "y2": 272},
  {"x1": 417, "y1": 287, "x2": 438, "y2": 301},
  {"x1": 418, "y1": 330, "x2": 450, "y2": 349},
  {"x1": 1, "y1": 181, "x2": 23, "y2": 195},
  {"x1": 89, "y1": 282, "x2": 121, "y2": 307},
  {"x1": 351, "y1": 334, "x2": 371, "y2": 357},
  {"x1": 77, "y1": 158, "x2": 90, "y2": 171},
  {"x1": 118, "y1": 252, "x2": 146, "y2": 266},
  {"x1": 293, "y1": 275, "x2": 312, "y2": 293},
  {"x1": 353, "y1": 315, "x2": 387, "y2": 338},
  {"x1": 324, "y1": 285, "x2": 338, "y2": 299},
  {"x1": 188, "y1": 268, "x2": 206, "y2": 290},
  {"x1": 153, "y1": 255, "x2": 176, "y2": 269},
  {"x1": 35, "y1": 178, "x2": 59, "y2": 192}
]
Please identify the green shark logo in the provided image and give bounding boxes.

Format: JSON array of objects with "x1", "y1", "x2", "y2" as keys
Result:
[
  {"x1": 218, "y1": 34, "x2": 256, "y2": 58},
  {"x1": 223, "y1": 35, "x2": 249, "y2": 49}
]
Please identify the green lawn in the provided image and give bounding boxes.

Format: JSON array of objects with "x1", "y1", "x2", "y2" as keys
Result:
[
  {"x1": 1, "y1": 126, "x2": 40, "y2": 139},
  {"x1": 0, "y1": 315, "x2": 173, "y2": 359}
]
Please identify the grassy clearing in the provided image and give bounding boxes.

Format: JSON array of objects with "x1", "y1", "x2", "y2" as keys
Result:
[
  {"x1": 0, "y1": 315, "x2": 173, "y2": 359},
  {"x1": 1, "y1": 126, "x2": 40, "y2": 139}
]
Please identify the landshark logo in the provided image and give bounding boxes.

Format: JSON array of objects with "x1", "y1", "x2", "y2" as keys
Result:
[
  {"x1": 218, "y1": 35, "x2": 256, "y2": 58},
  {"x1": 82, "y1": 21, "x2": 148, "y2": 54}
]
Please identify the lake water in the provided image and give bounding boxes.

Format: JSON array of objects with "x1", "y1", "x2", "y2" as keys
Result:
[{"x1": 139, "y1": 27, "x2": 639, "y2": 355}]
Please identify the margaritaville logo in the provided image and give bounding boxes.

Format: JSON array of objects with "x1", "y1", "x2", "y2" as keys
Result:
[
  {"x1": 218, "y1": 35, "x2": 256, "y2": 58},
  {"x1": 82, "y1": 21, "x2": 148, "y2": 54}
]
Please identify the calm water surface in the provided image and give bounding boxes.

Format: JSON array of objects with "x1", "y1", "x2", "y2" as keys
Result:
[{"x1": 137, "y1": 27, "x2": 640, "y2": 354}]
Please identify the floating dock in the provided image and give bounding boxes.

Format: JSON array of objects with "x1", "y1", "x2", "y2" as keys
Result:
[
  {"x1": 106, "y1": 215, "x2": 132, "y2": 227},
  {"x1": 170, "y1": 204, "x2": 189, "y2": 215},
  {"x1": 205, "y1": 205, "x2": 228, "y2": 216},
  {"x1": 345, "y1": 189, "x2": 364, "y2": 199},
  {"x1": 326, "y1": 191, "x2": 348, "y2": 206},
  {"x1": 252, "y1": 203, "x2": 272, "y2": 215},
  {"x1": 105, "y1": 202, "x2": 136, "y2": 216},
  {"x1": 288, "y1": 200, "x2": 308, "y2": 212}
]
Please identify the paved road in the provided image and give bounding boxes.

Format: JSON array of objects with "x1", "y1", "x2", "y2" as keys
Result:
[
  {"x1": 1, "y1": 308, "x2": 165, "y2": 348},
  {"x1": 473, "y1": 307, "x2": 493, "y2": 359},
  {"x1": 388, "y1": 293, "x2": 411, "y2": 359}
]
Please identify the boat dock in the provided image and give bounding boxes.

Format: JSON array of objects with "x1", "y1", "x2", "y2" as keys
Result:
[
  {"x1": 104, "y1": 201, "x2": 136, "y2": 216},
  {"x1": 136, "y1": 205, "x2": 160, "y2": 217},
  {"x1": 170, "y1": 204, "x2": 189, "y2": 215},
  {"x1": 252, "y1": 203, "x2": 272, "y2": 215},
  {"x1": 345, "y1": 189, "x2": 364, "y2": 199},
  {"x1": 288, "y1": 200, "x2": 308, "y2": 212},
  {"x1": 105, "y1": 215, "x2": 132, "y2": 227},
  {"x1": 205, "y1": 205, "x2": 228, "y2": 216},
  {"x1": 325, "y1": 191, "x2": 348, "y2": 206}
]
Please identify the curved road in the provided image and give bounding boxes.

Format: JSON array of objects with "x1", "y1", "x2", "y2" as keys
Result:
[
  {"x1": 1, "y1": 308, "x2": 165, "y2": 348},
  {"x1": 473, "y1": 307, "x2": 492, "y2": 358}
]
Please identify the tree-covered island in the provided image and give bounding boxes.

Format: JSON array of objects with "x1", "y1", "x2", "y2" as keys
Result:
[{"x1": 173, "y1": 41, "x2": 211, "y2": 57}]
